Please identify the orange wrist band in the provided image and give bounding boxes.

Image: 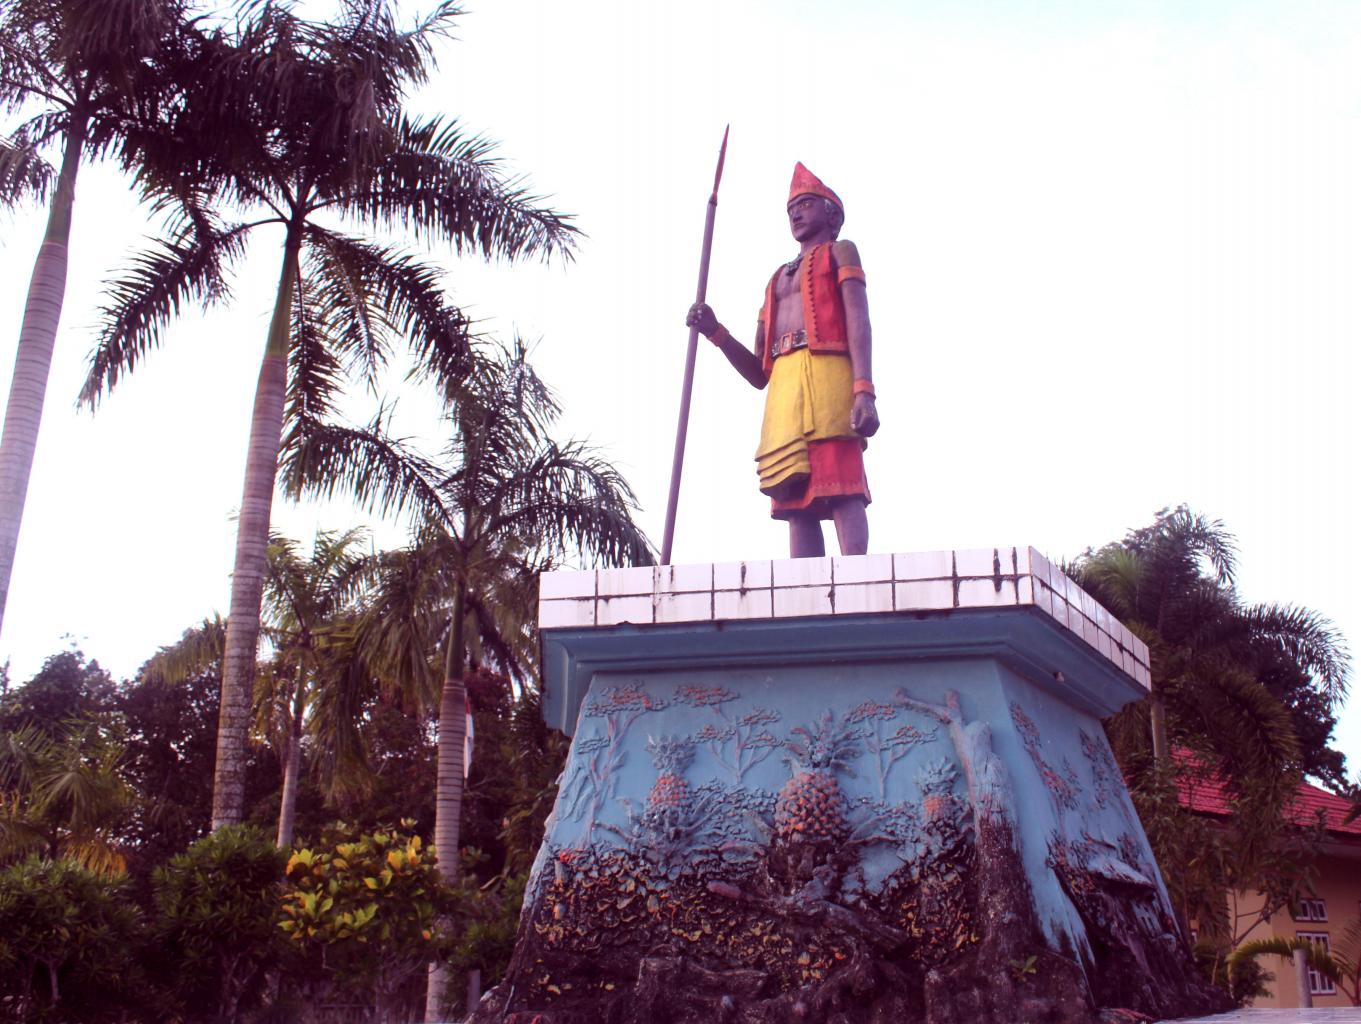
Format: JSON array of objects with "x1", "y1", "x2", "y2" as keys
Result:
[
  {"x1": 853, "y1": 378, "x2": 876, "y2": 398},
  {"x1": 710, "y1": 324, "x2": 734, "y2": 346}
]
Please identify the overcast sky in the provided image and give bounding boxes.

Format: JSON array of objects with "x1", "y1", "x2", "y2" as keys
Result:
[{"x1": 1, "y1": 0, "x2": 1357, "y2": 776}]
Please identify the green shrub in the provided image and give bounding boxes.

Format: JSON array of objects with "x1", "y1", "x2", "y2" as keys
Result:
[
  {"x1": 0, "y1": 857, "x2": 143, "y2": 1021},
  {"x1": 149, "y1": 825, "x2": 287, "y2": 1022},
  {"x1": 280, "y1": 821, "x2": 460, "y2": 1020}
]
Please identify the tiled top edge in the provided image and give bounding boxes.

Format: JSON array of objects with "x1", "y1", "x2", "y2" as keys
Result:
[{"x1": 539, "y1": 547, "x2": 1150, "y2": 686}]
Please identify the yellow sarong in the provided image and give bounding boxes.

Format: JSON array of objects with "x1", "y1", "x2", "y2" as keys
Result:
[{"x1": 755, "y1": 349, "x2": 855, "y2": 498}]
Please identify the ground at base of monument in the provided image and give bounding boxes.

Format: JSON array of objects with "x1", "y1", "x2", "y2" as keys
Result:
[{"x1": 1164, "y1": 1010, "x2": 1361, "y2": 1023}]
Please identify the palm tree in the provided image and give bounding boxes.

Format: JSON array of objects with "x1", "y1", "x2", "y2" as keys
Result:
[
  {"x1": 79, "y1": 1, "x2": 577, "y2": 831},
  {"x1": 0, "y1": 0, "x2": 192, "y2": 638},
  {"x1": 1076, "y1": 506, "x2": 1347, "y2": 790},
  {"x1": 1073, "y1": 506, "x2": 1350, "y2": 943},
  {"x1": 1229, "y1": 920, "x2": 1361, "y2": 1005},
  {"x1": 287, "y1": 342, "x2": 652, "y2": 1018},
  {"x1": 258, "y1": 528, "x2": 368, "y2": 848},
  {"x1": 0, "y1": 721, "x2": 132, "y2": 875},
  {"x1": 147, "y1": 534, "x2": 390, "y2": 849}
]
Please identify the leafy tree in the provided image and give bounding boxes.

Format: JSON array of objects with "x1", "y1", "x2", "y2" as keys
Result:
[
  {"x1": 0, "y1": 649, "x2": 117, "y2": 736},
  {"x1": 0, "y1": 0, "x2": 192, "y2": 637},
  {"x1": 118, "y1": 629, "x2": 225, "y2": 872},
  {"x1": 0, "y1": 856, "x2": 144, "y2": 1020},
  {"x1": 149, "y1": 825, "x2": 286, "y2": 1023},
  {"x1": 79, "y1": 0, "x2": 578, "y2": 836},
  {"x1": 288, "y1": 343, "x2": 650, "y2": 1015}
]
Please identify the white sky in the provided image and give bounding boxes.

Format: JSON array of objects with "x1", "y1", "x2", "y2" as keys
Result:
[{"x1": 0, "y1": 0, "x2": 1357, "y2": 776}]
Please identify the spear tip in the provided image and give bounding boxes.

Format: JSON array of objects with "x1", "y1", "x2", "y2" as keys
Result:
[{"x1": 711, "y1": 124, "x2": 730, "y2": 200}]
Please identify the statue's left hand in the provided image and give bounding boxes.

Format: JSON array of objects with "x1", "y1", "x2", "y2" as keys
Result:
[{"x1": 852, "y1": 394, "x2": 879, "y2": 437}]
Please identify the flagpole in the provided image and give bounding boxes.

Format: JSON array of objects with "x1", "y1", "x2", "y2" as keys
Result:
[{"x1": 661, "y1": 126, "x2": 729, "y2": 566}]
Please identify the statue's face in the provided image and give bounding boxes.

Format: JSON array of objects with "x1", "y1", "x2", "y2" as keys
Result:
[{"x1": 787, "y1": 192, "x2": 837, "y2": 243}]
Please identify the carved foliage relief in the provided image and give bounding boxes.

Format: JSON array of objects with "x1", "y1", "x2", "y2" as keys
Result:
[{"x1": 524, "y1": 679, "x2": 982, "y2": 1006}]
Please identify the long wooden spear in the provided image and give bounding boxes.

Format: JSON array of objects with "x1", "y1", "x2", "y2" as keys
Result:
[{"x1": 661, "y1": 126, "x2": 729, "y2": 565}]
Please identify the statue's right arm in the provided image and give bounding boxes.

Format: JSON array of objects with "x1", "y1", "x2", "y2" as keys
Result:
[{"x1": 686, "y1": 303, "x2": 767, "y2": 389}]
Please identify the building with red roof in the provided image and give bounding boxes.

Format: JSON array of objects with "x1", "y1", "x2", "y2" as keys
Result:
[{"x1": 1180, "y1": 764, "x2": 1361, "y2": 1008}]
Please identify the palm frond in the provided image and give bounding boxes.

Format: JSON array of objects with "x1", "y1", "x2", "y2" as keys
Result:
[
  {"x1": 1167, "y1": 664, "x2": 1301, "y2": 806},
  {"x1": 145, "y1": 615, "x2": 226, "y2": 683},
  {"x1": 306, "y1": 632, "x2": 375, "y2": 800},
  {"x1": 1074, "y1": 545, "x2": 1142, "y2": 621},
  {"x1": 0, "y1": 802, "x2": 52, "y2": 865},
  {"x1": 304, "y1": 226, "x2": 475, "y2": 401},
  {"x1": 481, "y1": 440, "x2": 654, "y2": 567},
  {"x1": 350, "y1": 545, "x2": 448, "y2": 707},
  {"x1": 0, "y1": 127, "x2": 56, "y2": 208},
  {"x1": 285, "y1": 265, "x2": 347, "y2": 425},
  {"x1": 81, "y1": 219, "x2": 250, "y2": 406},
  {"x1": 1230, "y1": 935, "x2": 1340, "y2": 983},
  {"x1": 330, "y1": 115, "x2": 579, "y2": 261},
  {"x1": 1237, "y1": 602, "x2": 1350, "y2": 702},
  {"x1": 279, "y1": 412, "x2": 450, "y2": 528}
]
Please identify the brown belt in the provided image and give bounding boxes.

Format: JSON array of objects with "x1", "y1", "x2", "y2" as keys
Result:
[{"x1": 769, "y1": 329, "x2": 808, "y2": 359}]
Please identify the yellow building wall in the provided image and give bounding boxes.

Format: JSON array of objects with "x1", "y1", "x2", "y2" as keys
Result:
[{"x1": 1232, "y1": 848, "x2": 1361, "y2": 1008}]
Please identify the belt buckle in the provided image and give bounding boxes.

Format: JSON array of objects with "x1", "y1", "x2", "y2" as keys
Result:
[{"x1": 771, "y1": 330, "x2": 804, "y2": 359}]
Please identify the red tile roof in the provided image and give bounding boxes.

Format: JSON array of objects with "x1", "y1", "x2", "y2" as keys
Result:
[{"x1": 1178, "y1": 762, "x2": 1361, "y2": 840}]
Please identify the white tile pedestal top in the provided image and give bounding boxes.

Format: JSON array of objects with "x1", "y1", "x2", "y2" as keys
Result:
[
  {"x1": 539, "y1": 546, "x2": 1150, "y2": 689},
  {"x1": 1162, "y1": 1012, "x2": 1361, "y2": 1023}
]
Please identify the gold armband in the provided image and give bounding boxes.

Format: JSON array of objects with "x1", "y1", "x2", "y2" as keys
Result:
[{"x1": 837, "y1": 266, "x2": 866, "y2": 286}]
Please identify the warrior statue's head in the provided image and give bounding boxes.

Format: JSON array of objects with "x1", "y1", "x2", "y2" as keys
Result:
[{"x1": 787, "y1": 162, "x2": 844, "y2": 241}]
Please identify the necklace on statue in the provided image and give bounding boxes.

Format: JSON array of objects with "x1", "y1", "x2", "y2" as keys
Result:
[{"x1": 784, "y1": 253, "x2": 802, "y2": 276}]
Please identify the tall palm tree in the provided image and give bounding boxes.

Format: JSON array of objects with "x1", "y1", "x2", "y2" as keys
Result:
[
  {"x1": 287, "y1": 342, "x2": 652, "y2": 1018},
  {"x1": 0, "y1": 0, "x2": 190, "y2": 638},
  {"x1": 79, "y1": 1, "x2": 577, "y2": 831}
]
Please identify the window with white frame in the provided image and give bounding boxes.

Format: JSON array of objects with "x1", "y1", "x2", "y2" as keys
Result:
[
  {"x1": 1296, "y1": 932, "x2": 1336, "y2": 995},
  {"x1": 1293, "y1": 898, "x2": 1328, "y2": 922}
]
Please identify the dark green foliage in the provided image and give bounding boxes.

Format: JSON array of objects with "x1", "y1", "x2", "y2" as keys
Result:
[
  {"x1": 1075, "y1": 506, "x2": 1350, "y2": 948},
  {"x1": 148, "y1": 826, "x2": 287, "y2": 1022},
  {"x1": 0, "y1": 651, "x2": 117, "y2": 737},
  {"x1": 0, "y1": 857, "x2": 144, "y2": 1021},
  {"x1": 116, "y1": 662, "x2": 221, "y2": 870},
  {"x1": 0, "y1": 724, "x2": 132, "y2": 874},
  {"x1": 448, "y1": 869, "x2": 528, "y2": 990},
  {"x1": 1192, "y1": 938, "x2": 1273, "y2": 1006}
]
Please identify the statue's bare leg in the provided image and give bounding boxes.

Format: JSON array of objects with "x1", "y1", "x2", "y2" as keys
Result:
[
  {"x1": 831, "y1": 499, "x2": 869, "y2": 556},
  {"x1": 788, "y1": 514, "x2": 825, "y2": 558}
]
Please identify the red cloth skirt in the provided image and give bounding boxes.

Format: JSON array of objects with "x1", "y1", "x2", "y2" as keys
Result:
[{"x1": 770, "y1": 438, "x2": 871, "y2": 521}]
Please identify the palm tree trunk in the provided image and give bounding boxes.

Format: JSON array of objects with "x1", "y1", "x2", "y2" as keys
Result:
[
  {"x1": 276, "y1": 680, "x2": 305, "y2": 848},
  {"x1": 212, "y1": 229, "x2": 301, "y2": 830},
  {"x1": 1150, "y1": 686, "x2": 1169, "y2": 766},
  {"x1": 425, "y1": 580, "x2": 467, "y2": 1023},
  {"x1": 0, "y1": 127, "x2": 85, "y2": 639}
]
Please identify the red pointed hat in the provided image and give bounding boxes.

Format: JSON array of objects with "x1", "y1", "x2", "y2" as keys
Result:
[{"x1": 789, "y1": 162, "x2": 842, "y2": 212}]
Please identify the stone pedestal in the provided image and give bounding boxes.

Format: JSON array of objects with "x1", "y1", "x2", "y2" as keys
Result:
[{"x1": 473, "y1": 548, "x2": 1227, "y2": 1024}]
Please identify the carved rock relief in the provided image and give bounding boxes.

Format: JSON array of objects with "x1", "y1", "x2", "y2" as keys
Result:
[{"x1": 477, "y1": 683, "x2": 1227, "y2": 1024}]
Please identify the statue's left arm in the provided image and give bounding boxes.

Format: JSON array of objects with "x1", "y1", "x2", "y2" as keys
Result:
[{"x1": 834, "y1": 240, "x2": 878, "y2": 437}]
